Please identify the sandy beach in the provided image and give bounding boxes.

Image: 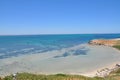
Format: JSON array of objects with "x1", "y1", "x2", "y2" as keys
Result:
[
  {"x1": 0, "y1": 44, "x2": 120, "y2": 77},
  {"x1": 112, "y1": 38, "x2": 120, "y2": 40}
]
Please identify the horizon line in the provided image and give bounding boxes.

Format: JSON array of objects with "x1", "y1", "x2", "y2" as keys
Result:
[{"x1": 0, "y1": 33, "x2": 120, "y2": 36}]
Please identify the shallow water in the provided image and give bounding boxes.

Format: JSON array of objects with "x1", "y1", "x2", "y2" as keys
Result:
[
  {"x1": 0, "y1": 44, "x2": 120, "y2": 76},
  {"x1": 0, "y1": 34, "x2": 120, "y2": 76},
  {"x1": 0, "y1": 34, "x2": 120, "y2": 59}
]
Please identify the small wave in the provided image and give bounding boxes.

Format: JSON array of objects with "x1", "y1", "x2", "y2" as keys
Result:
[
  {"x1": 0, "y1": 53, "x2": 4, "y2": 56},
  {"x1": 20, "y1": 48, "x2": 34, "y2": 52},
  {"x1": 0, "y1": 44, "x2": 89, "y2": 59},
  {"x1": 0, "y1": 48, "x2": 6, "y2": 50}
]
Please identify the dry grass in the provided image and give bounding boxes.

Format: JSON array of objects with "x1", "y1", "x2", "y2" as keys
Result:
[{"x1": 2, "y1": 68, "x2": 120, "y2": 80}]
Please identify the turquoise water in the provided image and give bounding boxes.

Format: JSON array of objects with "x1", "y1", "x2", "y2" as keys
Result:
[{"x1": 0, "y1": 34, "x2": 120, "y2": 59}]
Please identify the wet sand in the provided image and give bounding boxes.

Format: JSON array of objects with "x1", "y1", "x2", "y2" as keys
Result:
[{"x1": 0, "y1": 44, "x2": 120, "y2": 77}]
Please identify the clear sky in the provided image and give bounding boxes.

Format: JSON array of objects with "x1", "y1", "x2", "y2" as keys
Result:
[{"x1": 0, "y1": 0, "x2": 120, "y2": 35}]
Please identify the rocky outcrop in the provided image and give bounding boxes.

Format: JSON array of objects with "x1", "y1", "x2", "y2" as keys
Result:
[
  {"x1": 89, "y1": 39, "x2": 118, "y2": 46},
  {"x1": 96, "y1": 64, "x2": 120, "y2": 77}
]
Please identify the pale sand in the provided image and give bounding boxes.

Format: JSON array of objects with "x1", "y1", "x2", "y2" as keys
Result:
[
  {"x1": 80, "y1": 62, "x2": 120, "y2": 77},
  {"x1": 111, "y1": 38, "x2": 120, "y2": 40},
  {"x1": 0, "y1": 44, "x2": 120, "y2": 77}
]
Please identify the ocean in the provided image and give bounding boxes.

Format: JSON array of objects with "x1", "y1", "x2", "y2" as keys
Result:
[{"x1": 0, "y1": 34, "x2": 120, "y2": 59}]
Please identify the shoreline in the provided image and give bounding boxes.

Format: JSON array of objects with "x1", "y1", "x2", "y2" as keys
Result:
[
  {"x1": 81, "y1": 61, "x2": 120, "y2": 77},
  {"x1": 0, "y1": 41, "x2": 120, "y2": 77},
  {"x1": 0, "y1": 61, "x2": 119, "y2": 78},
  {"x1": 86, "y1": 38, "x2": 120, "y2": 77}
]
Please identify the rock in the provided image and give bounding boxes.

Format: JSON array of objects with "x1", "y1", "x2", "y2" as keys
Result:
[{"x1": 89, "y1": 39, "x2": 117, "y2": 46}]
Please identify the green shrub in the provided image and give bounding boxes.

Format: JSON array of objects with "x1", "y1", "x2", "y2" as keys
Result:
[
  {"x1": 2, "y1": 69, "x2": 120, "y2": 80},
  {"x1": 113, "y1": 45, "x2": 120, "y2": 50},
  {"x1": 55, "y1": 73, "x2": 66, "y2": 76}
]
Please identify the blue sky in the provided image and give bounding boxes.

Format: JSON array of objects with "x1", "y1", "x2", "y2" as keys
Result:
[{"x1": 0, "y1": 0, "x2": 120, "y2": 35}]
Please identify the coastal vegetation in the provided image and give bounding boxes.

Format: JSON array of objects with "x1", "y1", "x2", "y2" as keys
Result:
[
  {"x1": 89, "y1": 39, "x2": 120, "y2": 48},
  {"x1": 113, "y1": 45, "x2": 120, "y2": 50},
  {"x1": 1, "y1": 68, "x2": 120, "y2": 80},
  {"x1": 113, "y1": 40, "x2": 120, "y2": 50},
  {"x1": 0, "y1": 69, "x2": 120, "y2": 80}
]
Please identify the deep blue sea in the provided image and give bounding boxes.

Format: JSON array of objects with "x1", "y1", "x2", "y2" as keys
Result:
[{"x1": 0, "y1": 34, "x2": 120, "y2": 59}]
